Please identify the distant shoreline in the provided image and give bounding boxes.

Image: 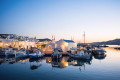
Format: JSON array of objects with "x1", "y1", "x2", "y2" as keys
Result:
[{"x1": 107, "y1": 45, "x2": 120, "y2": 47}]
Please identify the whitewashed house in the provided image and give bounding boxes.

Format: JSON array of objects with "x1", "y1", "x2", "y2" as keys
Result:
[
  {"x1": 0, "y1": 34, "x2": 37, "y2": 49},
  {"x1": 45, "y1": 39, "x2": 77, "y2": 53},
  {"x1": 45, "y1": 38, "x2": 55, "y2": 53},
  {"x1": 45, "y1": 43, "x2": 55, "y2": 53},
  {"x1": 56, "y1": 39, "x2": 77, "y2": 53}
]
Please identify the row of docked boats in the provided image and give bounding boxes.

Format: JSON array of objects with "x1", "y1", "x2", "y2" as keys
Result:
[
  {"x1": 51, "y1": 46, "x2": 106, "y2": 60},
  {"x1": 69, "y1": 47, "x2": 106, "y2": 60},
  {"x1": 0, "y1": 46, "x2": 106, "y2": 60},
  {"x1": 0, "y1": 47, "x2": 44, "y2": 59}
]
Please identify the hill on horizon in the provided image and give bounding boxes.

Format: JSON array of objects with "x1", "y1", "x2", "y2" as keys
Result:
[{"x1": 91, "y1": 38, "x2": 120, "y2": 45}]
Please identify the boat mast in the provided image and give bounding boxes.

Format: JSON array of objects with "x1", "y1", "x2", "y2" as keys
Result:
[{"x1": 83, "y1": 32, "x2": 85, "y2": 45}]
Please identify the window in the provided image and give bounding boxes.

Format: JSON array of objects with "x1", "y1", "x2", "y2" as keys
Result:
[{"x1": 48, "y1": 45, "x2": 52, "y2": 49}]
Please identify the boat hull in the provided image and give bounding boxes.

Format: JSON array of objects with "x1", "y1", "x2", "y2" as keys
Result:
[
  {"x1": 92, "y1": 50, "x2": 105, "y2": 55},
  {"x1": 29, "y1": 54, "x2": 43, "y2": 59},
  {"x1": 70, "y1": 54, "x2": 92, "y2": 60},
  {"x1": 51, "y1": 54, "x2": 62, "y2": 59}
]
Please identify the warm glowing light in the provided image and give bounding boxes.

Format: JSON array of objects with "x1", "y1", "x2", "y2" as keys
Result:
[
  {"x1": 47, "y1": 58, "x2": 52, "y2": 63},
  {"x1": 18, "y1": 59, "x2": 29, "y2": 62},
  {"x1": 61, "y1": 58, "x2": 68, "y2": 67},
  {"x1": 64, "y1": 43, "x2": 68, "y2": 46}
]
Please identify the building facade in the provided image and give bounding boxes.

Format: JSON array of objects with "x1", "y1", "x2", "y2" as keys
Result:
[
  {"x1": 45, "y1": 39, "x2": 77, "y2": 53},
  {"x1": 0, "y1": 34, "x2": 37, "y2": 49}
]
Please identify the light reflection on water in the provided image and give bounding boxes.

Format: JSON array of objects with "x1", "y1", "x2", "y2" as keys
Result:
[{"x1": 0, "y1": 47, "x2": 120, "y2": 80}]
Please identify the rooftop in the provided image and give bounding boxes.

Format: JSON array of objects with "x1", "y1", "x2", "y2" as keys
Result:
[
  {"x1": 37, "y1": 38, "x2": 52, "y2": 42},
  {"x1": 64, "y1": 40, "x2": 75, "y2": 43}
]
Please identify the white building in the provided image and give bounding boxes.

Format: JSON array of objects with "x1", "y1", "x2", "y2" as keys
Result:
[
  {"x1": 45, "y1": 39, "x2": 77, "y2": 53},
  {"x1": 45, "y1": 43, "x2": 55, "y2": 53},
  {"x1": 56, "y1": 39, "x2": 77, "y2": 53},
  {"x1": 0, "y1": 34, "x2": 37, "y2": 49},
  {"x1": 0, "y1": 39, "x2": 36, "y2": 49}
]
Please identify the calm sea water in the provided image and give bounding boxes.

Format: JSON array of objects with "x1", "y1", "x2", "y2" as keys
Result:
[{"x1": 0, "y1": 47, "x2": 120, "y2": 80}]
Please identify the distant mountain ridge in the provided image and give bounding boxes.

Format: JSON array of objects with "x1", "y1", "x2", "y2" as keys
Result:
[{"x1": 91, "y1": 39, "x2": 120, "y2": 45}]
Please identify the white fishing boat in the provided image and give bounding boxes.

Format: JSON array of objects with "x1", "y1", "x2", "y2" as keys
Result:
[
  {"x1": 15, "y1": 49, "x2": 28, "y2": 58},
  {"x1": 29, "y1": 50, "x2": 44, "y2": 59},
  {"x1": 4, "y1": 48, "x2": 16, "y2": 56},
  {"x1": 52, "y1": 48, "x2": 62, "y2": 59},
  {"x1": 70, "y1": 32, "x2": 91, "y2": 60},
  {"x1": 70, "y1": 47, "x2": 77, "y2": 53},
  {"x1": 70, "y1": 50, "x2": 91, "y2": 60}
]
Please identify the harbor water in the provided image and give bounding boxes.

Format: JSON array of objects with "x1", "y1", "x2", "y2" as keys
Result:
[{"x1": 0, "y1": 47, "x2": 120, "y2": 80}]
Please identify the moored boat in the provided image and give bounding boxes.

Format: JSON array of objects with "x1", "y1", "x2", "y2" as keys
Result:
[
  {"x1": 15, "y1": 49, "x2": 28, "y2": 58},
  {"x1": 29, "y1": 50, "x2": 44, "y2": 59},
  {"x1": 92, "y1": 48, "x2": 106, "y2": 55},
  {"x1": 5, "y1": 48, "x2": 16, "y2": 57},
  {"x1": 114, "y1": 47, "x2": 120, "y2": 50},
  {"x1": 51, "y1": 48, "x2": 62, "y2": 59},
  {"x1": 70, "y1": 50, "x2": 92, "y2": 60}
]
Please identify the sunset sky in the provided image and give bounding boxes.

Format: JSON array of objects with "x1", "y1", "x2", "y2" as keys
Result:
[{"x1": 0, "y1": 0, "x2": 120, "y2": 43}]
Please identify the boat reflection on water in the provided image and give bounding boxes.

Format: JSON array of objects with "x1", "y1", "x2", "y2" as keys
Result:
[
  {"x1": 0, "y1": 54, "x2": 106, "y2": 71},
  {"x1": 93, "y1": 54, "x2": 106, "y2": 60},
  {"x1": 0, "y1": 56, "x2": 16, "y2": 64},
  {"x1": 0, "y1": 56, "x2": 93, "y2": 71},
  {"x1": 29, "y1": 58, "x2": 43, "y2": 70},
  {"x1": 0, "y1": 56, "x2": 29, "y2": 65},
  {"x1": 46, "y1": 57, "x2": 92, "y2": 71},
  {"x1": 68, "y1": 57, "x2": 92, "y2": 71},
  {"x1": 0, "y1": 56, "x2": 6, "y2": 65},
  {"x1": 46, "y1": 57, "x2": 68, "y2": 68},
  {"x1": 51, "y1": 57, "x2": 68, "y2": 68}
]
